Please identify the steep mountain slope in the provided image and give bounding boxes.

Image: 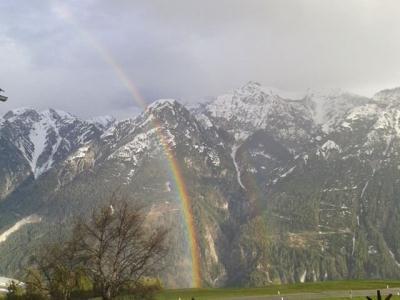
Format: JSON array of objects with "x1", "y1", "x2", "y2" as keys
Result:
[
  {"x1": 197, "y1": 83, "x2": 400, "y2": 284},
  {"x1": 204, "y1": 82, "x2": 317, "y2": 148},
  {"x1": 2, "y1": 83, "x2": 400, "y2": 287},
  {"x1": 304, "y1": 89, "x2": 370, "y2": 133},
  {"x1": 0, "y1": 108, "x2": 114, "y2": 200},
  {"x1": 0, "y1": 100, "x2": 241, "y2": 287}
]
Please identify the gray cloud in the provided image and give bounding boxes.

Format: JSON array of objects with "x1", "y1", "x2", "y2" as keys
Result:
[{"x1": 1, "y1": 0, "x2": 400, "y2": 118}]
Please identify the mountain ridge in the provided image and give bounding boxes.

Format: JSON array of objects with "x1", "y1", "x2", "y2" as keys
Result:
[{"x1": 2, "y1": 82, "x2": 400, "y2": 287}]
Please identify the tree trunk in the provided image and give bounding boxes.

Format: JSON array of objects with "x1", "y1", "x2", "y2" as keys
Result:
[{"x1": 102, "y1": 285, "x2": 113, "y2": 300}]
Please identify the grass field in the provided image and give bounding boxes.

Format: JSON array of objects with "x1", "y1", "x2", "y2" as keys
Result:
[
  {"x1": 154, "y1": 280, "x2": 400, "y2": 300},
  {"x1": 325, "y1": 298, "x2": 400, "y2": 300},
  {"x1": 2, "y1": 280, "x2": 399, "y2": 300}
]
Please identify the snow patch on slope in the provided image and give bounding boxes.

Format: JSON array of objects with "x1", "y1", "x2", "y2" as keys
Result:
[
  {"x1": 195, "y1": 113, "x2": 214, "y2": 129},
  {"x1": 2, "y1": 108, "x2": 110, "y2": 178},
  {"x1": 231, "y1": 145, "x2": 246, "y2": 190},
  {"x1": 273, "y1": 166, "x2": 296, "y2": 184},
  {"x1": 306, "y1": 89, "x2": 369, "y2": 132},
  {"x1": 317, "y1": 140, "x2": 342, "y2": 158},
  {"x1": 68, "y1": 146, "x2": 90, "y2": 161},
  {"x1": 205, "y1": 227, "x2": 219, "y2": 263},
  {"x1": 28, "y1": 120, "x2": 49, "y2": 177},
  {"x1": 0, "y1": 277, "x2": 23, "y2": 291},
  {"x1": 300, "y1": 270, "x2": 307, "y2": 283},
  {"x1": 0, "y1": 215, "x2": 41, "y2": 244},
  {"x1": 389, "y1": 250, "x2": 400, "y2": 268}
]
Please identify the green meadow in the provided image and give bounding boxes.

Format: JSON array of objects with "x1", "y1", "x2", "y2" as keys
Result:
[
  {"x1": 325, "y1": 298, "x2": 400, "y2": 300},
  {"x1": 153, "y1": 280, "x2": 400, "y2": 300},
  {"x1": 2, "y1": 280, "x2": 400, "y2": 300}
]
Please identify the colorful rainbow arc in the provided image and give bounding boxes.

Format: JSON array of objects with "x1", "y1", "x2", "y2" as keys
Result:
[{"x1": 51, "y1": 1, "x2": 202, "y2": 287}]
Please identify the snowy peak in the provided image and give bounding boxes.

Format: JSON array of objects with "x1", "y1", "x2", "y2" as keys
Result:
[
  {"x1": 2, "y1": 109, "x2": 76, "y2": 178},
  {"x1": 1, "y1": 108, "x2": 106, "y2": 178},
  {"x1": 3, "y1": 83, "x2": 400, "y2": 181},
  {"x1": 3, "y1": 107, "x2": 38, "y2": 118},
  {"x1": 207, "y1": 84, "x2": 274, "y2": 121},
  {"x1": 146, "y1": 98, "x2": 178, "y2": 111},
  {"x1": 235, "y1": 81, "x2": 263, "y2": 96},
  {"x1": 140, "y1": 98, "x2": 192, "y2": 128},
  {"x1": 88, "y1": 115, "x2": 116, "y2": 130},
  {"x1": 204, "y1": 82, "x2": 316, "y2": 146},
  {"x1": 232, "y1": 81, "x2": 279, "y2": 105},
  {"x1": 100, "y1": 99, "x2": 184, "y2": 150},
  {"x1": 3, "y1": 108, "x2": 74, "y2": 123},
  {"x1": 41, "y1": 109, "x2": 76, "y2": 124},
  {"x1": 373, "y1": 87, "x2": 400, "y2": 106},
  {"x1": 103, "y1": 97, "x2": 221, "y2": 173},
  {"x1": 237, "y1": 81, "x2": 306, "y2": 100},
  {"x1": 206, "y1": 82, "x2": 373, "y2": 134},
  {"x1": 206, "y1": 82, "x2": 312, "y2": 124},
  {"x1": 1, "y1": 108, "x2": 79, "y2": 133},
  {"x1": 303, "y1": 89, "x2": 370, "y2": 132}
]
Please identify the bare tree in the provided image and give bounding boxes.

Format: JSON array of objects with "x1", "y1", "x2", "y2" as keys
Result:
[
  {"x1": 75, "y1": 200, "x2": 168, "y2": 300},
  {"x1": 25, "y1": 238, "x2": 84, "y2": 300}
]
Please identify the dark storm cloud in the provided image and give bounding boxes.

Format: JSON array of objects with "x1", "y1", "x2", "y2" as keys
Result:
[{"x1": 1, "y1": 0, "x2": 400, "y2": 118}]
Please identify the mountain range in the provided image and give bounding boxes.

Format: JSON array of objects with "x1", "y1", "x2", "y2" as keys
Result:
[{"x1": 1, "y1": 81, "x2": 400, "y2": 287}]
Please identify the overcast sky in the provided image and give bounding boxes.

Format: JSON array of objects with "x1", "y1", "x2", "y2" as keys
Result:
[{"x1": 1, "y1": 0, "x2": 400, "y2": 118}]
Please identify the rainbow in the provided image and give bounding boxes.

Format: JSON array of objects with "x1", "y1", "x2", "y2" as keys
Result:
[
  {"x1": 50, "y1": 1, "x2": 202, "y2": 287},
  {"x1": 157, "y1": 131, "x2": 202, "y2": 287}
]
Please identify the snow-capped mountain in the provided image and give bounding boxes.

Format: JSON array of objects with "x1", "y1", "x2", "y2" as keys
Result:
[
  {"x1": 1, "y1": 108, "x2": 116, "y2": 177},
  {"x1": 202, "y1": 82, "x2": 370, "y2": 140},
  {"x1": 87, "y1": 115, "x2": 116, "y2": 130},
  {"x1": 304, "y1": 89, "x2": 370, "y2": 132},
  {"x1": 0, "y1": 108, "x2": 114, "y2": 199},
  {"x1": 204, "y1": 82, "x2": 316, "y2": 144},
  {"x1": 2, "y1": 82, "x2": 400, "y2": 287}
]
